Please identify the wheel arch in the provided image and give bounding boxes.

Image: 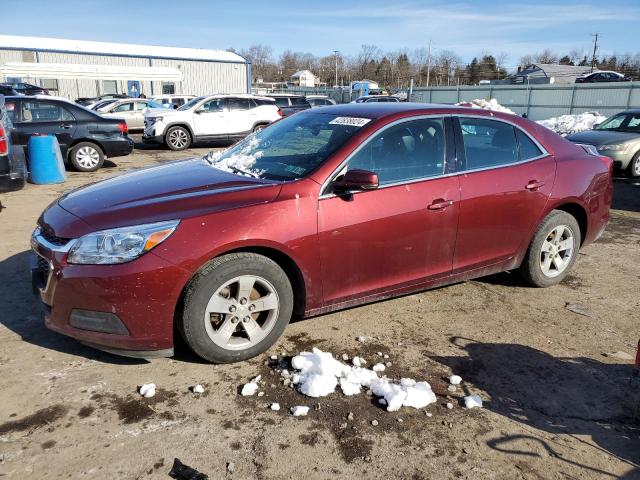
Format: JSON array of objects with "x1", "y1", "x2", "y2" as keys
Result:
[
  {"x1": 547, "y1": 201, "x2": 588, "y2": 246},
  {"x1": 164, "y1": 122, "x2": 195, "y2": 139},
  {"x1": 66, "y1": 139, "x2": 105, "y2": 160}
]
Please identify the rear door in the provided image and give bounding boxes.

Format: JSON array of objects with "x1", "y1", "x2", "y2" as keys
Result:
[
  {"x1": 452, "y1": 116, "x2": 555, "y2": 273},
  {"x1": 225, "y1": 97, "x2": 253, "y2": 133},
  {"x1": 318, "y1": 116, "x2": 460, "y2": 305},
  {"x1": 107, "y1": 101, "x2": 137, "y2": 129},
  {"x1": 10, "y1": 99, "x2": 77, "y2": 156}
]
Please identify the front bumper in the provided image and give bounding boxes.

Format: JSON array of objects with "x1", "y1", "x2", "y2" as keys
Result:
[
  {"x1": 30, "y1": 228, "x2": 191, "y2": 356},
  {"x1": 597, "y1": 149, "x2": 634, "y2": 170}
]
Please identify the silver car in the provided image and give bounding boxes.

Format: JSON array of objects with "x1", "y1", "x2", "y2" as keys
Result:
[
  {"x1": 567, "y1": 109, "x2": 640, "y2": 177},
  {"x1": 99, "y1": 99, "x2": 165, "y2": 130}
]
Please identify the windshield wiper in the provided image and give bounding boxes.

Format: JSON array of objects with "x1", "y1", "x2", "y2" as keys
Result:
[{"x1": 226, "y1": 165, "x2": 260, "y2": 178}]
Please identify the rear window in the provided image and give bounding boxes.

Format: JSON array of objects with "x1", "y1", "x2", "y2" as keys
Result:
[
  {"x1": 290, "y1": 97, "x2": 309, "y2": 106},
  {"x1": 272, "y1": 97, "x2": 290, "y2": 107}
]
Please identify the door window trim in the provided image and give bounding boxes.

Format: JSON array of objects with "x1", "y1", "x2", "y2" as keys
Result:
[
  {"x1": 453, "y1": 114, "x2": 550, "y2": 175},
  {"x1": 319, "y1": 114, "x2": 454, "y2": 199}
]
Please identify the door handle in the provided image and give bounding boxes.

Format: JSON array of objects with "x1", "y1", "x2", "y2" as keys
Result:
[
  {"x1": 525, "y1": 180, "x2": 545, "y2": 191},
  {"x1": 428, "y1": 199, "x2": 454, "y2": 210},
  {"x1": 60, "y1": 123, "x2": 73, "y2": 129}
]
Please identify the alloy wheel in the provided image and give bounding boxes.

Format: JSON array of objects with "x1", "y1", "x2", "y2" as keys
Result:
[
  {"x1": 539, "y1": 225, "x2": 574, "y2": 278},
  {"x1": 203, "y1": 275, "x2": 280, "y2": 351},
  {"x1": 76, "y1": 146, "x2": 100, "y2": 169},
  {"x1": 168, "y1": 129, "x2": 188, "y2": 149}
]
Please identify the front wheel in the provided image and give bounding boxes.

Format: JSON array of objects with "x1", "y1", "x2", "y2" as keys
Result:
[
  {"x1": 519, "y1": 210, "x2": 581, "y2": 287},
  {"x1": 181, "y1": 253, "x2": 294, "y2": 363},
  {"x1": 629, "y1": 152, "x2": 640, "y2": 178},
  {"x1": 165, "y1": 126, "x2": 191, "y2": 151}
]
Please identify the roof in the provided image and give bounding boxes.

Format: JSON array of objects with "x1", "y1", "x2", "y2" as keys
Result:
[
  {"x1": 291, "y1": 70, "x2": 317, "y2": 78},
  {"x1": 519, "y1": 64, "x2": 593, "y2": 78},
  {"x1": 0, "y1": 35, "x2": 247, "y2": 64}
]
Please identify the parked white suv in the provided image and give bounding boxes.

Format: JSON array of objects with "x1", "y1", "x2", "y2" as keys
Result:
[
  {"x1": 150, "y1": 94, "x2": 196, "y2": 109},
  {"x1": 143, "y1": 94, "x2": 282, "y2": 150}
]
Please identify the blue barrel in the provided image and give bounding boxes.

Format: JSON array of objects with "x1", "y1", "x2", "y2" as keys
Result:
[{"x1": 28, "y1": 135, "x2": 66, "y2": 184}]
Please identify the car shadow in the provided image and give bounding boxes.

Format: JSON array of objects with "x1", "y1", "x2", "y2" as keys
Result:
[
  {"x1": 0, "y1": 250, "x2": 146, "y2": 365},
  {"x1": 612, "y1": 176, "x2": 640, "y2": 213},
  {"x1": 432, "y1": 337, "x2": 639, "y2": 477}
]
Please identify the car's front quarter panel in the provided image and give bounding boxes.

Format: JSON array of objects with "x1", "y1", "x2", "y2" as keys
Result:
[{"x1": 150, "y1": 179, "x2": 323, "y2": 312}]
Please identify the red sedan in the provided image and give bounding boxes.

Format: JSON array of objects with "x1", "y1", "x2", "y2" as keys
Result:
[{"x1": 31, "y1": 104, "x2": 613, "y2": 362}]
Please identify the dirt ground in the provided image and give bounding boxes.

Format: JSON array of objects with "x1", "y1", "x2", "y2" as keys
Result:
[{"x1": 0, "y1": 136, "x2": 638, "y2": 479}]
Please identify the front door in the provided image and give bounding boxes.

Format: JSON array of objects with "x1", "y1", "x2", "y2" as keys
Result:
[
  {"x1": 452, "y1": 116, "x2": 555, "y2": 273},
  {"x1": 193, "y1": 98, "x2": 227, "y2": 137},
  {"x1": 11, "y1": 99, "x2": 77, "y2": 157},
  {"x1": 318, "y1": 116, "x2": 460, "y2": 305}
]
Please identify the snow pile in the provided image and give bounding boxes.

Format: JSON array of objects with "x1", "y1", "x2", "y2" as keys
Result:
[
  {"x1": 192, "y1": 384, "x2": 205, "y2": 394},
  {"x1": 139, "y1": 383, "x2": 156, "y2": 398},
  {"x1": 270, "y1": 403, "x2": 281, "y2": 411},
  {"x1": 449, "y1": 375, "x2": 462, "y2": 386},
  {"x1": 289, "y1": 348, "x2": 437, "y2": 412},
  {"x1": 291, "y1": 406, "x2": 309, "y2": 417},
  {"x1": 456, "y1": 98, "x2": 515, "y2": 115},
  {"x1": 203, "y1": 136, "x2": 265, "y2": 177},
  {"x1": 537, "y1": 112, "x2": 606, "y2": 136},
  {"x1": 464, "y1": 395, "x2": 483, "y2": 409},
  {"x1": 241, "y1": 375, "x2": 261, "y2": 396}
]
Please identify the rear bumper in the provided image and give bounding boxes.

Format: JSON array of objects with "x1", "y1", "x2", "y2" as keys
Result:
[
  {"x1": 103, "y1": 136, "x2": 134, "y2": 158},
  {"x1": 142, "y1": 134, "x2": 164, "y2": 144},
  {"x1": 31, "y1": 229, "x2": 192, "y2": 356}
]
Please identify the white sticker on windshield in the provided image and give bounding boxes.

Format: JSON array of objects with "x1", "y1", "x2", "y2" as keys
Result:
[{"x1": 329, "y1": 117, "x2": 371, "y2": 127}]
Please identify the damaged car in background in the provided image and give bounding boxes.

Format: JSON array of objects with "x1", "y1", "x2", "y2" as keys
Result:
[{"x1": 31, "y1": 103, "x2": 612, "y2": 363}]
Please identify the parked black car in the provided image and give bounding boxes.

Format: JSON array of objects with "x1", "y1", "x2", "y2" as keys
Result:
[
  {"x1": 4, "y1": 96, "x2": 134, "y2": 172},
  {"x1": 0, "y1": 84, "x2": 21, "y2": 96},
  {"x1": 76, "y1": 93, "x2": 129, "y2": 106},
  {"x1": 3, "y1": 82, "x2": 49, "y2": 96},
  {"x1": 266, "y1": 94, "x2": 311, "y2": 116},
  {"x1": 0, "y1": 96, "x2": 26, "y2": 191},
  {"x1": 575, "y1": 71, "x2": 631, "y2": 83}
]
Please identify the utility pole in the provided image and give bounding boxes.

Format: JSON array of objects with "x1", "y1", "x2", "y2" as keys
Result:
[
  {"x1": 590, "y1": 33, "x2": 599, "y2": 72},
  {"x1": 426, "y1": 40, "x2": 432, "y2": 87},
  {"x1": 333, "y1": 50, "x2": 339, "y2": 87}
]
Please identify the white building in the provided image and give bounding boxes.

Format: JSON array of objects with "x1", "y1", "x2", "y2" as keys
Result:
[
  {"x1": 290, "y1": 70, "x2": 319, "y2": 88},
  {"x1": 0, "y1": 35, "x2": 251, "y2": 100}
]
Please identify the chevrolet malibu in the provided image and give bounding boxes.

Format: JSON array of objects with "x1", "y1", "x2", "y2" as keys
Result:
[{"x1": 31, "y1": 104, "x2": 613, "y2": 363}]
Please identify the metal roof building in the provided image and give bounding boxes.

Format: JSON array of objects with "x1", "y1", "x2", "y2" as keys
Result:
[{"x1": 0, "y1": 35, "x2": 251, "y2": 100}]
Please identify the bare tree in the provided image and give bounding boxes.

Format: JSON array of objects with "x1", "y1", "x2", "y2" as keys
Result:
[{"x1": 240, "y1": 45, "x2": 274, "y2": 81}]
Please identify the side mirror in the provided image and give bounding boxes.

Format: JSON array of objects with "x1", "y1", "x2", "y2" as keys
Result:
[
  {"x1": 333, "y1": 169, "x2": 379, "y2": 192},
  {"x1": 195, "y1": 108, "x2": 205, "y2": 114}
]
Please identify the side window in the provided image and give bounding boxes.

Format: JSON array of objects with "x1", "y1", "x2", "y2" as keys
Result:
[
  {"x1": 290, "y1": 97, "x2": 308, "y2": 106},
  {"x1": 272, "y1": 97, "x2": 289, "y2": 107},
  {"x1": 174, "y1": 98, "x2": 185, "y2": 107},
  {"x1": 5, "y1": 101, "x2": 16, "y2": 123},
  {"x1": 459, "y1": 118, "x2": 518, "y2": 170},
  {"x1": 21, "y1": 101, "x2": 65, "y2": 122},
  {"x1": 516, "y1": 129, "x2": 543, "y2": 160},
  {"x1": 227, "y1": 98, "x2": 250, "y2": 111},
  {"x1": 201, "y1": 99, "x2": 224, "y2": 112},
  {"x1": 113, "y1": 102, "x2": 134, "y2": 113},
  {"x1": 345, "y1": 118, "x2": 446, "y2": 185},
  {"x1": 61, "y1": 107, "x2": 75, "y2": 121}
]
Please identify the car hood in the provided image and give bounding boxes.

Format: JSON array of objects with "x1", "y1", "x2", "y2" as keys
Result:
[
  {"x1": 566, "y1": 129, "x2": 639, "y2": 146},
  {"x1": 144, "y1": 108, "x2": 181, "y2": 118},
  {"x1": 57, "y1": 158, "x2": 282, "y2": 231}
]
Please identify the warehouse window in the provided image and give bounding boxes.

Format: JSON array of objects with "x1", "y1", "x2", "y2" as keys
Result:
[
  {"x1": 40, "y1": 79, "x2": 59, "y2": 93},
  {"x1": 102, "y1": 80, "x2": 118, "y2": 94},
  {"x1": 162, "y1": 82, "x2": 176, "y2": 95}
]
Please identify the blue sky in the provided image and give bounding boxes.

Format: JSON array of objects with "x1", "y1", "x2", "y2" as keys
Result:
[{"x1": 4, "y1": 0, "x2": 639, "y2": 66}]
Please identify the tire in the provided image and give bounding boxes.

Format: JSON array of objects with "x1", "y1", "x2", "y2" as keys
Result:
[
  {"x1": 181, "y1": 253, "x2": 294, "y2": 363},
  {"x1": 519, "y1": 210, "x2": 581, "y2": 288},
  {"x1": 253, "y1": 123, "x2": 267, "y2": 133},
  {"x1": 69, "y1": 142, "x2": 104, "y2": 172},
  {"x1": 629, "y1": 152, "x2": 640, "y2": 178},
  {"x1": 7, "y1": 145, "x2": 26, "y2": 191},
  {"x1": 165, "y1": 126, "x2": 191, "y2": 150}
]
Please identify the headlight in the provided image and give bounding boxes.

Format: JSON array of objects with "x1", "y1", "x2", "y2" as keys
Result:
[
  {"x1": 149, "y1": 116, "x2": 163, "y2": 123},
  {"x1": 67, "y1": 220, "x2": 179, "y2": 265},
  {"x1": 597, "y1": 144, "x2": 629, "y2": 153}
]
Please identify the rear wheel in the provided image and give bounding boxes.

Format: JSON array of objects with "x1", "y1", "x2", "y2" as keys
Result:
[
  {"x1": 519, "y1": 210, "x2": 581, "y2": 287},
  {"x1": 629, "y1": 152, "x2": 640, "y2": 178},
  {"x1": 253, "y1": 123, "x2": 267, "y2": 133},
  {"x1": 181, "y1": 253, "x2": 293, "y2": 363},
  {"x1": 165, "y1": 126, "x2": 191, "y2": 150},
  {"x1": 69, "y1": 142, "x2": 104, "y2": 172}
]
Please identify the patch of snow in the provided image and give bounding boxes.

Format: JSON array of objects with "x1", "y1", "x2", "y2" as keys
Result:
[
  {"x1": 241, "y1": 382, "x2": 259, "y2": 396},
  {"x1": 356, "y1": 336, "x2": 367, "y2": 343},
  {"x1": 352, "y1": 356, "x2": 366, "y2": 367},
  {"x1": 270, "y1": 403, "x2": 281, "y2": 411},
  {"x1": 464, "y1": 395, "x2": 483, "y2": 409},
  {"x1": 291, "y1": 406, "x2": 309, "y2": 417},
  {"x1": 203, "y1": 136, "x2": 265, "y2": 177},
  {"x1": 372, "y1": 363, "x2": 386, "y2": 372},
  {"x1": 537, "y1": 112, "x2": 606, "y2": 136},
  {"x1": 456, "y1": 98, "x2": 515, "y2": 115},
  {"x1": 192, "y1": 384, "x2": 205, "y2": 394},
  {"x1": 139, "y1": 383, "x2": 156, "y2": 398},
  {"x1": 289, "y1": 348, "x2": 437, "y2": 412},
  {"x1": 449, "y1": 375, "x2": 462, "y2": 386}
]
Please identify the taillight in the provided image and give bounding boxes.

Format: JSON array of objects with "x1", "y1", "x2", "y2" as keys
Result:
[
  {"x1": 277, "y1": 108, "x2": 285, "y2": 118},
  {"x1": 0, "y1": 125, "x2": 7, "y2": 155},
  {"x1": 117, "y1": 122, "x2": 128, "y2": 134}
]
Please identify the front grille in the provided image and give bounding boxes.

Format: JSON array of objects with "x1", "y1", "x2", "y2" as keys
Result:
[
  {"x1": 36, "y1": 255, "x2": 50, "y2": 274},
  {"x1": 40, "y1": 227, "x2": 70, "y2": 247}
]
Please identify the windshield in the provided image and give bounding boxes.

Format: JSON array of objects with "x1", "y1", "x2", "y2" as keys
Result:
[
  {"x1": 178, "y1": 96, "x2": 205, "y2": 111},
  {"x1": 202, "y1": 112, "x2": 372, "y2": 181},
  {"x1": 596, "y1": 113, "x2": 640, "y2": 133}
]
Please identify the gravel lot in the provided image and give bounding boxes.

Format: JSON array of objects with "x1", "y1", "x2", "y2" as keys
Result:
[{"x1": 0, "y1": 137, "x2": 638, "y2": 479}]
